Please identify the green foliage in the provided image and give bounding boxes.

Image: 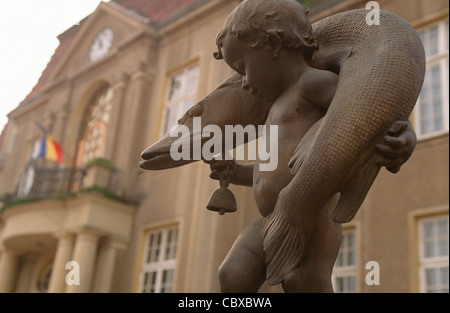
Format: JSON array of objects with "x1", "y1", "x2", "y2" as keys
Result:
[
  {"x1": 0, "y1": 186, "x2": 128, "y2": 214},
  {"x1": 0, "y1": 196, "x2": 45, "y2": 213},
  {"x1": 0, "y1": 193, "x2": 11, "y2": 202},
  {"x1": 80, "y1": 185, "x2": 129, "y2": 204},
  {"x1": 296, "y1": 0, "x2": 327, "y2": 8},
  {"x1": 85, "y1": 158, "x2": 116, "y2": 170}
]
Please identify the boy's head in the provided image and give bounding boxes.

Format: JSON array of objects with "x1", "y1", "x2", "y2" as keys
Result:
[{"x1": 214, "y1": 0, "x2": 316, "y2": 60}]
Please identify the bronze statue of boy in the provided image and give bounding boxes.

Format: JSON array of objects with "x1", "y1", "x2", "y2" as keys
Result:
[{"x1": 141, "y1": 0, "x2": 425, "y2": 292}]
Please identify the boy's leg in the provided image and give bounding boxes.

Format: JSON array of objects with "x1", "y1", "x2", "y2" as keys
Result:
[
  {"x1": 219, "y1": 218, "x2": 267, "y2": 293},
  {"x1": 282, "y1": 194, "x2": 342, "y2": 293}
]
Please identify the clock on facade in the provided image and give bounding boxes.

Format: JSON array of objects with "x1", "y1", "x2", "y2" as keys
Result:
[{"x1": 89, "y1": 27, "x2": 114, "y2": 63}]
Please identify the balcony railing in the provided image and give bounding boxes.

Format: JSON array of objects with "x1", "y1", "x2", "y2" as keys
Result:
[
  {"x1": 13, "y1": 165, "x2": 87, "y2": 200},
  {"x1": 4, "y1": 157, "x2": 126, "y2": 210}
]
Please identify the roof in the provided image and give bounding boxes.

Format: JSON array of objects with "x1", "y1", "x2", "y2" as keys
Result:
[
  {"x1": 16, "y1": 0, "x2": 204, "y2": 108},
  {"x1": 112, "y1": 0, "x2": 200, "y2": 23}
]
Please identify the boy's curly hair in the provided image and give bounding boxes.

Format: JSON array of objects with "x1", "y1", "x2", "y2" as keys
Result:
[{"x1": 214, "y1": 0, "x2": 317, "y2": 60}]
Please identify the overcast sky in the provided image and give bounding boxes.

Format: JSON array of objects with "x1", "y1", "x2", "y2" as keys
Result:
[{"x1": 0, "y1": 0, "x2": 104, "y2": 132}]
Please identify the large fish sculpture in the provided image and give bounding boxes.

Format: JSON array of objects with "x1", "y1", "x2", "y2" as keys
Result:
[{"x1": 140, "y1": 9, "x2": 425, "y2": 285}]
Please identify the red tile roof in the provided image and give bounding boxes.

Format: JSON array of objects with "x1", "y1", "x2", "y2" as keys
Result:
[
  {"x1": 113, "y1": 0, "x2": 200, "y2": 23},
  {"x1": 18, "y1": 0, "x2": 203, "y2": 106}
]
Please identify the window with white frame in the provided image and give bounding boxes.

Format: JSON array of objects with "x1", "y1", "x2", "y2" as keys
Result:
[
  {"x1": 416, "y1": 19, "x2": 449, "y2": 139},
  {"x1": 161, "y1": 64, "x2": 199, "y2": 136},
  {"x1": 333, "y1": 229, "x2": 357, "y2": 293},
  {"x1": 418, "y1": 215, "x2": 449, "y2": 293},
  {"x1": 139, "y1": 226, "x2": 179, "y2": 293}
]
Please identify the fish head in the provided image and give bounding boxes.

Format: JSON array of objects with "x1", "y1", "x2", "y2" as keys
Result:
[{"x1": 140, "y1": 73, "x2": 268, "y2": 170}]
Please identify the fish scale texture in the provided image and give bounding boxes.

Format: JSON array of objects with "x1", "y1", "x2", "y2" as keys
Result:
[{"x1": 263, "y1": 10, "x2": 426, "y2": 285}]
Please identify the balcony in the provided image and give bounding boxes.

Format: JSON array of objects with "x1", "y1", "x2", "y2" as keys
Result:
[
  {"x1": 0, "y1": 157, "x2": 136, "y2": 278},
  {"x1": 3, "y1": 158, "x2": 123, "y2": 208},
  {"x1": 13, "y1": 166, "x2": 86, "y2": 200}
]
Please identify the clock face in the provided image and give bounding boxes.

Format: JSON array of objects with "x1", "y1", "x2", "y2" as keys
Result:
[{"x1": 89, "y1": 27, "x2": 114, "y2": 63}]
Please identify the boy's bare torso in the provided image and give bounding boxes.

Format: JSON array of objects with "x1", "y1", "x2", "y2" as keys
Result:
[{"x1": 253, "y1": 67, "x2": 338, "y2": 217}]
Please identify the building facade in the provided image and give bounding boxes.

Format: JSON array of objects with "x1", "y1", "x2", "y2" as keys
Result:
[{"x1": 0, "y1": 0, "x2": 448, "y2": 293}]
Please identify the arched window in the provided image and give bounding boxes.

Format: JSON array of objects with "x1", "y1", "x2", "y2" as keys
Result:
[{"x1": 77, "y1": 83, "x2": 113, "y2": 166}]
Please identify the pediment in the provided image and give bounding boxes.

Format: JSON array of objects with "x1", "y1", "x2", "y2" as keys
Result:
[{"x1": 47, "y1": 1, "x2": 155, "y2": 82}]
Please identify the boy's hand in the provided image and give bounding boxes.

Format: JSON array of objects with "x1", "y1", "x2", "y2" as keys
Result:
[
  {"x1": 376, "y1": 120, "x2": 417, "y2": 173},
  {"x1": 204, "y1": 159, "x2": 238, "y2": 181}
]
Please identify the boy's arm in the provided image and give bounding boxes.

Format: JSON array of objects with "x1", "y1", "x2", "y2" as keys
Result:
[
  {"x1": 375, "y1": 120, "x2": 417, "y2": 173},
  {"x1": 206, "y1": 160, "x2": 254, "y2": 187}
]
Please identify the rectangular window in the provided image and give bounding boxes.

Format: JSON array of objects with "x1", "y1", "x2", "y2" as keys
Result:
[
  {"x1": 139, "y1": 226, "x2": 179, "y2": 293},
  {"x1": 418, "y1": 215, "x2": 449, "y2": 293},
  {"x1": 333, "y1": 229, "x2": 357, "y2": 293},
  {"x1": 161, "y1": 64, "x2": 199, "y2": 135},
  {"x1": 416, "y1": 20, "x2": 449, "y2": 139}
]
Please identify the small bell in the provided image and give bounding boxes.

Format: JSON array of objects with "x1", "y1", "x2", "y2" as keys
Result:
[{"x1": 206, "y1": 165, "x2": 237, "y2": 215}]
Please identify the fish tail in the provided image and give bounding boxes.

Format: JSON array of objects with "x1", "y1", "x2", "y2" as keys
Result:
[{"x1": 263, "y1": 208, "x2": 308, "y2": 285}]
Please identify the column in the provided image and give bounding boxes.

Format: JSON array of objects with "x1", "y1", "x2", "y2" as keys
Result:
[
  {"x1": 127, "y1": 63, "x2": 153, "y2": 159},
  {"x1": 0, "y1": 248, "x2": 20, "y2": 293},
  {"x1": 15, "y1": 253, "x2": 36, "y2": 292},
  {"x1": 104, "y1": 72, "x2": 129, "y2": 162},
  {"x1": 115, "y1": 63, "x2": 151, "y2": 168},
  {"x1": 59, "y1": 83, "x2": 74, "y2": 150},
  {"x1": 116, "y1": 63, "x2": 153, "y2": 195},
  {"x1": 48, "y1": 233, "x2": 75, "y2": 293},
  {"x1": 66, "y1": 229, "x2": 101, "y2": 293},
  {"x1": 92, "y1": 240, "x2": 124, "y2": 293},
  {"x1": 41, "y1": 112, "x2": 56, "y2": 134},
  {"x1": 53, "y1": 109, "x2": 69, "y2": 148}
]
